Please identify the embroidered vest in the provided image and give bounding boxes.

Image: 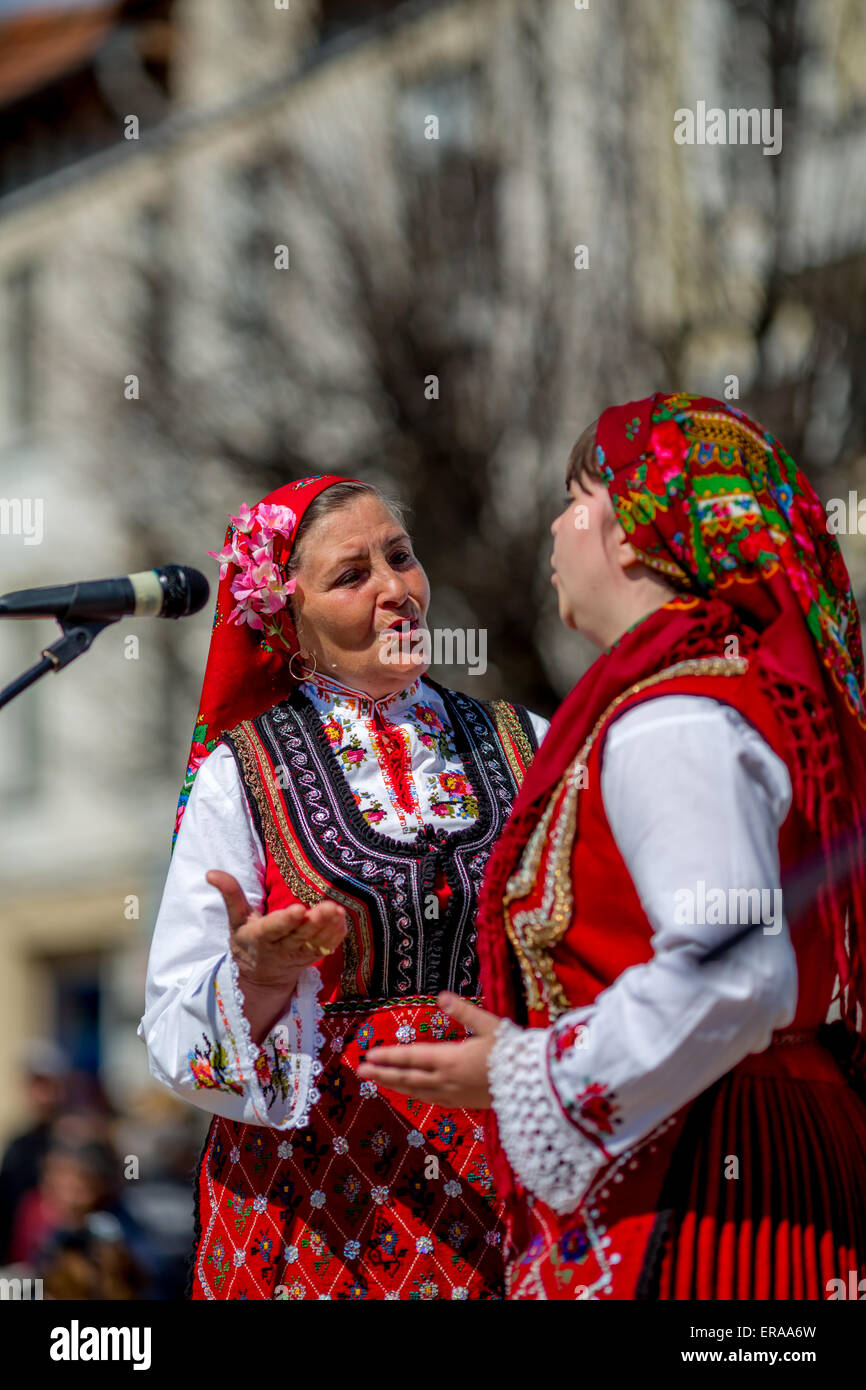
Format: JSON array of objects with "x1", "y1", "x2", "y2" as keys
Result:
[
  {"x1": 501, "y1": 658, "x2": 835, "y2": 1033},
  {"x1": 221, "y1": 679, "x2": 539, "y2": 1002}
]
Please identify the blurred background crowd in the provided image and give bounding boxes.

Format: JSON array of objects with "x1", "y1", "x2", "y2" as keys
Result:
[{"x1": 1, "y1": 0, "x2": 865, "y2": 1298}]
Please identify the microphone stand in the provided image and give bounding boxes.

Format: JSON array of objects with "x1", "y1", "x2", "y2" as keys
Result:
[{"x1": 0, "y1": 617, "x2": 115, "y2": 710}]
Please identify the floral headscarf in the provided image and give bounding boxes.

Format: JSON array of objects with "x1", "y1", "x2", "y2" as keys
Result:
[
  {"x1": 595, "y1": 392, "x2": 865, "y2": 727},
  {"x1": 171, "y1": 474, "x2": 357, "y2": 851}
]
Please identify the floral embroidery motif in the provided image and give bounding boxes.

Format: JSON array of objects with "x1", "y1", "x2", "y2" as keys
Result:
[
  {"x1": 408, "y1": 702, "x2": 451, "y2": 756},
  {"x1": 558, "y1": 1226, "x2": 590, "y2": 1263},
  {"x1": 297, "y1": 675, "x2": 483, "y2": 836},
  {"x1": 409, "y1": 1276, "x2": 440, "y2": 1300},
  {"x1": 551, "y1": 1018, "x2": 589, "y2": 1061},
  {"x1": 173, "y1": 717, "x2": 219, "y2": 848},
  {"x1": 429, "y1": 770, "x2": 478, "y2": 820},
  {"x1": 419, "y1": 1010, "x2": 451, "y2": 1039},
  {"x1": 323, "y1": 715, "x2": 345, "y2": 750},
  {"x1": 244, "y1": 1132, "x2": 273, "y2": 1175},
  {"x1": 560, "y1": 1080, "x2": 621, "y2": 1140},
  {"x1": 227, "y1": 1190, "x2": 254, "y2": 1232},
  {"x1": 207, "y1": 1238, "x2": 230, "y2": 1292},
  {"x1": 350, "y1": 786, "x2": 388, "y2": 827},
  {"x1": 188, "y1": 1033, "x2": 244, "y2": 1095},
  {"x1": 336, "y1": 732, "x2": 368, "y2": 771}
]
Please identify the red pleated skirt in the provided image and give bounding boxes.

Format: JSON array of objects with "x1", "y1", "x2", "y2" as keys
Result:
[{"x1": 506, "y1": 1037, "x2": 866, "y2": 1300}]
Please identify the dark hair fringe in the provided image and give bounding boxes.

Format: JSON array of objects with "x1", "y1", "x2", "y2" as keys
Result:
[
  {"x1": 285, "y1": 481, "x2": 409, "y2": 579},
  {"x1": 566, "y1": 417, "x2": 603, "y2": 489}
]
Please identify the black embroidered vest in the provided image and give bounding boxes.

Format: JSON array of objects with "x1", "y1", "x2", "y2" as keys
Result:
[{"x1": 221, "y1": 679, "x2": 538, "y2": 1002}]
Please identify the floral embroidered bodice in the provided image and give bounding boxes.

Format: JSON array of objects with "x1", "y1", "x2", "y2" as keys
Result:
[{"x1": 295, "y1": 672, "x2": 485, "y2": 839}]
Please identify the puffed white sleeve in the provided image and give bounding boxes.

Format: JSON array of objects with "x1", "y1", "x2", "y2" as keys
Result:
[
  {"x1": 137, "y1": 743, "x2": 324, "y2": 1129},
  {"x1": 486, "y1": 695, "x2": 798, "y2": 1215},
  {"x1": 527, "y1": 710, "x2": 551, "y2": 746}
]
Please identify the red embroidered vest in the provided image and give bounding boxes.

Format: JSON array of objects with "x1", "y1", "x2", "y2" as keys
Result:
[{"x1": 503, "y1": 658, "x2": 836, "y2": 1035}]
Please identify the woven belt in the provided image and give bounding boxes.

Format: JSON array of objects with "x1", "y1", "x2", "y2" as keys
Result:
[{"x1": 322, "y1": 994, "x2": 478, "y2": 1015}]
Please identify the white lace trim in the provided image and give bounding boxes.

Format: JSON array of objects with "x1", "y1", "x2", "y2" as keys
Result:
[
  {"x1": 224, "y1": 954, "x2": 325, "y2": 1130},
  {"x1": 487, "y1": 1018, "x2": 606, "y2": 1216}
]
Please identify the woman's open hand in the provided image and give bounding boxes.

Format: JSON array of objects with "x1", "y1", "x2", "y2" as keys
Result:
[
  {"x1": 205, "y1": 870, "x2": 348, "y2": 989},
  {"x1": 356, "y1": 993, "x2": 502, "y2": 1109}
]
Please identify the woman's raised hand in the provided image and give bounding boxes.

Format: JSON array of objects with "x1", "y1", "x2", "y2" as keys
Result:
[{"x1": 205, "y1": 870, "x2": 348, "y2": 988}]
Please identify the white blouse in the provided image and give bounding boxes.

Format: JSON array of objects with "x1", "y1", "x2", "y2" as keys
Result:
[
  {"x1": 138, "y1": 674, "x2": 549, "y2": 1128},
  {"x1": 487, "y1": 694, "x2": 799, "y2": 1216}
]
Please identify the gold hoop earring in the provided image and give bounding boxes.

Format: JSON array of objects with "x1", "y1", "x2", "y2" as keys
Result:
[{"x1": 288, "y1": 650, "x2": 317, "y2": 681}]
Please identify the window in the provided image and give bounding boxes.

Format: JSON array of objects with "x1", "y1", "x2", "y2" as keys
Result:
[
  {"x1": 6, "y1": 262, "x2": 37, "y2": 432},
  {"x1": 47, "y1": 950, "x2": 104, "y2": 1077},
  {"x1": 0, "y1": 620, "x2": 45, "y2": 804},
  {"x1": 397, "y1": 66, "x2": 481, "y2": 156},
  {"x1": 396, "y1": 67, "x2": 500, "y2": 304},
  {"x1": 137, "y1": 202, "x2": 170, "y2": 380},
  {"x1": 224, "y1": 155, "x2": 280, "y2": 334}
]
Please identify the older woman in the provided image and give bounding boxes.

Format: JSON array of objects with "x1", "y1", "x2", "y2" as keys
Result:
[
  {"x1": 361, "y1": 394, "x2": 866, "y2": 1301},
  {"x1": 138, "y1": 474, "x2": 548, "y2": 1300}
]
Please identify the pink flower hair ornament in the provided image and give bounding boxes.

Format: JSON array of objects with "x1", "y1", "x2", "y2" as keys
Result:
[{"x1": 207, "y1": 501, "x2": 298, "y2": 645}]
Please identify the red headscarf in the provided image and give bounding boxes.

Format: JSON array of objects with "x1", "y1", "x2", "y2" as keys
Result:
[
  {"x1": 476, "y1": 393, "x2": 866, "y2": 1041},
  {"x1": 171, "y1": 474, "x2": 357, "y2": 852}
]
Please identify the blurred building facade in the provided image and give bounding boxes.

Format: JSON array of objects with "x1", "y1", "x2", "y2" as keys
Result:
[{"x1": 1, "y1": 0, "x2": 865, "y2": 1148}]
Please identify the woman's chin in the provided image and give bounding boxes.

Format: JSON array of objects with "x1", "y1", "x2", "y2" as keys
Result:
[
  {"x1": 373, "y1": 652, "x2": 429, "y2": 685},
  {"x1": 554, "y1": 589, "x2": 578, "y2": 629},
  {"x1": 393, "y1": 657, "x2": 429, "y2": 683}
]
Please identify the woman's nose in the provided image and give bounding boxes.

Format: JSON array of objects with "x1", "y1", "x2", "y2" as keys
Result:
[{"x1": 377, "y1": 566, "x2": 409, "y2": 604}]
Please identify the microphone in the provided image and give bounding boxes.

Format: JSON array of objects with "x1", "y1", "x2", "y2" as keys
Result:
[{"x1": 0, "y1": 565, "x2": 210, "y2": 622}]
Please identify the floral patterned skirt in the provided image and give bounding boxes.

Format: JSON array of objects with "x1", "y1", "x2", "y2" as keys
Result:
[{"x1": 190, "y1": 998, "x2": 505, "y2": 1300}]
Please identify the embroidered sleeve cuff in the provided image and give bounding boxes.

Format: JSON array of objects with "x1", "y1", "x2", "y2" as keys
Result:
[
  {"x1": 487, "y1": 1018, "x2": 607, "y2": 1216},
  {"x1": 216, "y1": 955, "x2": 325, "y2": 1130}
]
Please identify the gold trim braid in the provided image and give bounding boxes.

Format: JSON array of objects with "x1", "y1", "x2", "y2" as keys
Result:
[
  {"x1": 502, "y1": 656, "x2": 749, "y2": 1020},
  {"x1": 228, "y1": 723, "x2": 323, "y2": 907},
  {"x1": 489, "y1": 699, "x2": 535, "y2": 787}
]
